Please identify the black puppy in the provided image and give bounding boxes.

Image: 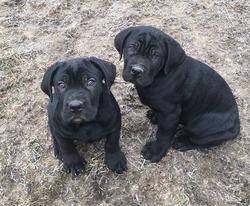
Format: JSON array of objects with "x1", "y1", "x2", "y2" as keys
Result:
[
  {"x1": 41, "y1": 57, "x2": 127, "y2": 175},
  {"x1": 115, "y1": 26, "x2": 240, "y2": 162}
]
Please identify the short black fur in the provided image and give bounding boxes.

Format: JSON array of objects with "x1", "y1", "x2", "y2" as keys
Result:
[
  {"x1": 115, "y1": 26, "x2": 240, "y2": 162},
  {"x1": 41, "y1": 57, "x2": 127, "y2": 175}
]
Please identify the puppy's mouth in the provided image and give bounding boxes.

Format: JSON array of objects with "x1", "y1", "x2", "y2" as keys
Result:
[
  {"x1": 70, "y1": 117, "x2": 85, "y2": 124},
  {"x1": 66, "y1": 113, "x2": 96, "y2": 124}
]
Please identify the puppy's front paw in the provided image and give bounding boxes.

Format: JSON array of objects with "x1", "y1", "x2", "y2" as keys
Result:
[
  {"x1": 105, "y1": 151, "x2": 127, "y2": 174},
  {"x1": 141, "y1": 141, "x2": 169, "y2": 162},
  {"x1": 146, "y1": 109, "x2": 158, "y2": 125},
  {"x1": 63, "y1": 153, "x2": 86, "y2": 176}
]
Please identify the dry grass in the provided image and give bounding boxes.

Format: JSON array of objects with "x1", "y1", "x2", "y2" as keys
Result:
[{"x1": 0, "y1": 0, "x2": 249, "y2": 205}]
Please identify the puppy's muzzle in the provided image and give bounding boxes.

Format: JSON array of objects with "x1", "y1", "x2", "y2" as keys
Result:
[
  {"x1": 68, "y1": 100, "x2": 83, "y2": 113},
  {"x1": 130, "y1": 65, "x2": 144, "y2": 78}
]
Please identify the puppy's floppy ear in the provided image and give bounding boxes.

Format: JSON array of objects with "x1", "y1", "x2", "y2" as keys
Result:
[
  {"x1": 88, "y1": 57, "x2": 116, "y2": 94},
  {"x1": 41, "y1": 62, "x2": 61, "y2": 102},
  {"x1": 114, "y1": 27, "x2": 134, "y2": 60},
  {"x1": 163, "y1": 36, "x2": 186, "y2": 75}
]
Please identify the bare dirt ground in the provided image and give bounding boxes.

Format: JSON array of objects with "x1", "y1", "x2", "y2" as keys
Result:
[{"x1": 0, "y1": 0, "x2": 249, "y2": 205}]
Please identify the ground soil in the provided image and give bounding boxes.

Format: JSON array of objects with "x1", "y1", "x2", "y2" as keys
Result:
[{"x1": 0, "y1": 0, "x2": 249, "y2": 205}]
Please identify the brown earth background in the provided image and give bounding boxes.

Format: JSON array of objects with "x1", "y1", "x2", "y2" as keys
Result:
[{"x1": 0, "y1": 0, "x2": 249, "y2": 205}]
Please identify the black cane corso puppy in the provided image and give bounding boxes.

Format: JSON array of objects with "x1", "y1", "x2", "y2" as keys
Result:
[
  {"x1": 41, "y1": 57, "x2": 127, "y2": 175},
  {"x1": 115, "y1": 26, "x2": 240, "y2": 162}
]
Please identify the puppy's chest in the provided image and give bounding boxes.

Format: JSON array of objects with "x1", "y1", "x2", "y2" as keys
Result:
[
  {"x1": 137, "y1": 89, "x2": 165, "y2": 110},
  {"x1": 136, "y1": 83, "x2": 182, "y2": 113},
  {"x1": 78, "y1": 124, "x2": 97, "y2": 139},
  {"x1": 57, "y1": 121, "x2": 110, "y2": 142},
  {"x1": 136, "y1": 83, "x2": 165, "y2": 100}
]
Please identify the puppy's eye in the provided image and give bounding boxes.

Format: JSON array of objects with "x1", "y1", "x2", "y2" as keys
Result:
[
  {"x1": 152, "y1": 53, "x2": 160, "y2": 59},
  {"x1": 151, "y1": 49, "x2": 160, "y2": 59},
  {"x1": 58, "y1": 81, "x2": 66, "y2": 90},
  {"x1": 128, "y1": 44, "x2": 135, "y2": 51},
  {"x1": 134, "y1": 42, "x2": 139, "y2": 49},
  {"x1": 128, "y1": 43, "x2": 139, "y2": 53},
  {"x1": 86, "y1": 78, "x2": 96, "y2": 87}
]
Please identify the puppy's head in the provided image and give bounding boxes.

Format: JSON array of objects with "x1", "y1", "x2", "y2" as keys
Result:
[
  {"x1": 41, "y1": 57, "x2": 116, "y2": 124},
  {"x1": 114, "y1": 26, "x2": 185, "y2": 87}
]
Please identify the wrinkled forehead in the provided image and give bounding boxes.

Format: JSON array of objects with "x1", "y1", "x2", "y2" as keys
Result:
[
  {"x1": 57, "y1": 59, "x2": 102, "y2": 80},
  {"x1": 129, "y1": 32, "x2": 164, "y2": 48}
]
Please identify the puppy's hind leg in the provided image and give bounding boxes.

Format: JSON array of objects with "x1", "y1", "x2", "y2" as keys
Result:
[
  {"x1": 48, "y1": 122, "x2": 63, "y2": 160},
  {"x1": 172, "y1": 135, "x2": 195, "y2": 151},
  {"x1": 172, "y1": 134, "x2": 223, "y2": 151},
  {"x1": 146, "y1": 109, "x2": 158, "y2": 125},
  {"x1": 52, "y1": 136, "x2": 63, "y2": 161}
]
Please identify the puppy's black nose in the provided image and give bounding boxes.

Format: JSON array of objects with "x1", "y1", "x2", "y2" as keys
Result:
[
  {"x1": 131, "y1": 66, "x2": 143, "y2": 77},
  {"x1": 69, "y1": 100, "x2": 83, "y2": 113}
]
